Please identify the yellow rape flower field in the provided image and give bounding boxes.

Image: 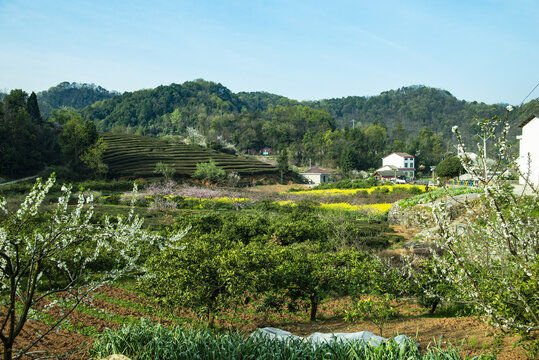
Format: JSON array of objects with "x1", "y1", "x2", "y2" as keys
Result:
[
  {"x1": 285, "y1": 184, "x2": 428, "y2": 196},
  {"x1": 319, "y1": 202, "x2": 392, "y2": 215},
  {"x1": 276, "y1": 200, "x2": 392, "y2": 215}
]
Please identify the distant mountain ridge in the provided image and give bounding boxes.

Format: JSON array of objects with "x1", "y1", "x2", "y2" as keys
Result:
[
  {"x1": 78, "y1": 80, "x2": 536, "y2": 132},
  {"x1": 32, "y1": 79, "x2": 539, "y2": 153}
]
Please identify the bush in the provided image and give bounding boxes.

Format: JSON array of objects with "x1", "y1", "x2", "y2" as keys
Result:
[
  {"x1": 435, "y1": 156, "x2": 465, "y2": 179},
  {"x1": 344, "y1": 295, "x2": 399, "y2": 337},
  {"x1": 192, "y1": 160, "x2": 226, "y2": 183},
  {"x1": 38, "y1": 165, "x2": 76, "y2": 180},
  {"x1": 154, "y1": 161, "x2": 176, "y2": 180}
]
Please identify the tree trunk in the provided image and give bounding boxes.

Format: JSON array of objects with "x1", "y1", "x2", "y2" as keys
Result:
[
  {"x1": 3, "y1": 344, "x2": 12, "y2": 360},
  {"x1": 208, "y1": 311, "x2": 214, "y2": 328},
  {"x1": 429, "y1": 298, "x2": 440, "y2": 314},
  {"x1": 309, "y1": 294, "x2": 318, "y2": 322}
]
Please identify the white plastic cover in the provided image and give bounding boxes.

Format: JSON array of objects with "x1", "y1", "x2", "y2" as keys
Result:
[{"x1": 252, "y1": 327, "x2": 416, "y2": 348}]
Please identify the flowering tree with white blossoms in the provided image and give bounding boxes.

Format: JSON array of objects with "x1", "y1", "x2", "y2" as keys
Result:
[
  {"x1": 0, "y1": 175, "x2": 180, "y2": 360},
  {"x1": 430, "y1": 107, "x2": 538, "y2": 354}
]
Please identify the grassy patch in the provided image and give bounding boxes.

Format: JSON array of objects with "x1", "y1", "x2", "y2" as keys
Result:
[{"x1": 398, "y1": 187, "x2": 481, "y2": 208}]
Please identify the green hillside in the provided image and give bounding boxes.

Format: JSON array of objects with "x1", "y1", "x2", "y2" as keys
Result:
[
  {"x1": 100, "y1": 133, "x2": 277, "y2": 178},
  {"x1": 38, "y1": 82, "x2": 119, "y2": 117},
  {"x1": 79, "y1": 80, "x2": 538, "y2": 149}
]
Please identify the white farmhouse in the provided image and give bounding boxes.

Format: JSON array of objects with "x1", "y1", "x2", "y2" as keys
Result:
[
  {"x1": 382, "y1": 152, "x2": 415, "y2": 179},
  {"x1": 300, "y1": 167, "x2": 332, "y2": 186},
  {"x1": 517, "y1": 114, "x2": 539, "y2": 185}
]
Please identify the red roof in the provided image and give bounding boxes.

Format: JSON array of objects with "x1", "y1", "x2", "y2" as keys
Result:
[
  {"x1": 301, "y1": 167, "x2": 332, "y2": 174},
  {"x1": 393, "y1": 152, "x2": 415, "y2": 158}
]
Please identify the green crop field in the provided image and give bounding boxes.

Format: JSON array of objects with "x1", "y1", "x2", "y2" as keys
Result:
[{"x1": 100, "y1": 133, "x2": 277, "y2": 178}]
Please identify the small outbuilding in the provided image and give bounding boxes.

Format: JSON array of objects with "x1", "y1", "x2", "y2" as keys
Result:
[
  {"x1": 260, "y1": 147, "x2": 274, "y2": 155},
  {"x1": 300, "y1": 167, "x2": 332, "y2": 185},
  {"x1": 373, "y1": 165, "x2": 406, "y2": 181}
]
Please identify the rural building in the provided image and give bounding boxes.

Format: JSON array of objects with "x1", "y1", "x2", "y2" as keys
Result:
[
  {"x1": 260, "y1": 147, "x2": 274, "y2": 155},
  {"x1": 373, "y1": 165, "x2": 406, "y2": 181},
  {"x1": 382, "y1": 152, "x2": 415, "y2": 179},
  {"x1": 517, "y1": 114, "x2": 539, "y2": 185},
  {"x1": 300, "y1": 167, "x2": 332, "y2": 185}
]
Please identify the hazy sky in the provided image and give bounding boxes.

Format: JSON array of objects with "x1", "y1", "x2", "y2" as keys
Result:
[{"x1": 1, "y1": 0, "x2": 538, "y2": 104}]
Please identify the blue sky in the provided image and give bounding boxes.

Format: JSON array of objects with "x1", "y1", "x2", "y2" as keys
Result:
[{"x1": 1, "y1": 0, "x2": 538, "y2": 104}]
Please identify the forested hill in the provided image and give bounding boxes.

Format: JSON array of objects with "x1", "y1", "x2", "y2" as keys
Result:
[
  {"x1": 309, "y1": 86, "x2": 507, "y2": 134},
  {"x1": 79, "y1": 79, "x2": 537, "y2": 142},
  {"x1": 77, "y1": 79, "x2": 539, "y2": 171},
  {"x1": 37, "y1": 82, "x2": 119, "y2": 117}
]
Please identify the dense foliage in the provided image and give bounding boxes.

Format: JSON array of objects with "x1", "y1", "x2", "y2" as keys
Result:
[
  {"x1": 37, "y1": 82, "x2": 118, "y2": 117},
  {"x1": 435, "y1": 156, "x2": 465, "y2": 179},
  {"x1": 0, "y1": 90, "x2": 108, "y2": 180},
  {"x1": 0, "y1": 90, "x2": 59, "y2": 178}
]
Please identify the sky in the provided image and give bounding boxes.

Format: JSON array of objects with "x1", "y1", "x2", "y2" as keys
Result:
[{"x1": 0, "y1": 0, "x2": 538, "y2": 104}]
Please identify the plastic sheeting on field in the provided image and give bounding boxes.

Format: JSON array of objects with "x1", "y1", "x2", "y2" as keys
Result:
[{"x1": 251, "y1": 327, "x2": 416, "y2": 348}]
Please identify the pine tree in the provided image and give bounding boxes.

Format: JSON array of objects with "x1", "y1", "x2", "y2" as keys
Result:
[{"x1": 26, "y1": 91, "x2": 42, "y2": 123}]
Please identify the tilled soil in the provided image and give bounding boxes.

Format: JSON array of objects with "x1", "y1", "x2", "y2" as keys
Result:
[{"x1": 3, "y1": 286, "x2": 527, "y2": 360}]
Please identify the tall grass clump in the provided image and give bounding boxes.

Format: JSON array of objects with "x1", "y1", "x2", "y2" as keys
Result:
[{"x1": 90, "y1": 320, "x2": 492, "y2": 360}]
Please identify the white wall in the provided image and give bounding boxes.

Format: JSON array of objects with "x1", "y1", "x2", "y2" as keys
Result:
[
  {"x1": 383, "y1": 154, "x2": 405, "y2": 168},
  {"x1": 302, "y1": 173, "x2": 329, "y2": 185},
  {"x1": 518, "y1": 117, "x2": 539, "y2": 185},
  {"x1": 382, "y1": 154, "x2": 414, "y2": 173}
]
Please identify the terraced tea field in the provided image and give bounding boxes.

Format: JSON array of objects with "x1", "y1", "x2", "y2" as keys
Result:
[{"x1": 100, "y1": 133, "x2": 277, "y2": 178}]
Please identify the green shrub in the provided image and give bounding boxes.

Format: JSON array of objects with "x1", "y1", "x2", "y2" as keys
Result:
[
  {"x1": 435, "y1": 156, "x2": 465, "y2": 179},
  {"x1": 344, "y1": 295, "x2": 399, "y2": 337},
  {"x1": 192, "y1": 160, "x2": 226, "y2": 183},
  {"x1": 39, "y1": 165, "x2": 76, "y2": 180},
  {"x1": 154, "y1": 161, "x2": 176, "y2": 180}
]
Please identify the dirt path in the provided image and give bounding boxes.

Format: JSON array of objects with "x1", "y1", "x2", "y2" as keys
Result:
[{"x1": 0, "y1": 175, "x2": 38, "y2": 187}]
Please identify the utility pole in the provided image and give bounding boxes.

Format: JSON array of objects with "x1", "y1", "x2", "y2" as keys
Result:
[
  {"x1": 351, "y1": 119, "x2": 356, "y2": 129},
  {"x1": 477, "y1": 134, "x2": 491, "y2": 180}
]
